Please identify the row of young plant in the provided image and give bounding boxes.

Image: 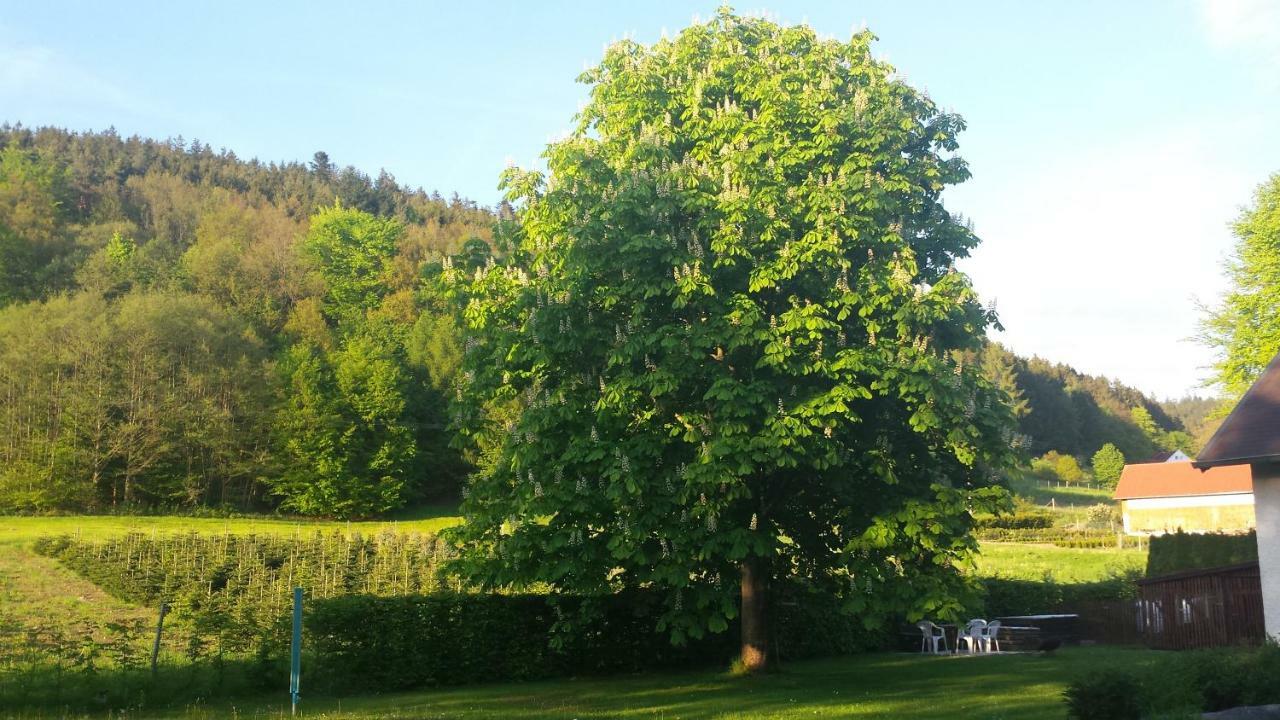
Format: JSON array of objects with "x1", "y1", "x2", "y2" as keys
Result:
[
  {"x1": 31, "y1": 531, "x2": 458, "y2": 660},
  {"x1": 6, "y1": 531, "x2": 460, "y2": 712},
  {"x1": 34, "y1": 530, "x2": 459, "y2": 613}
]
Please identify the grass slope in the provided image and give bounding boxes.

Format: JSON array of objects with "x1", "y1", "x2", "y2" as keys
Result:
[
  {"x1": 1009, "y1": 477, "x2": 1114, "y2": 510},
  {"x1": 0, "y1": 505, "x2": 462, "y2": 546}
]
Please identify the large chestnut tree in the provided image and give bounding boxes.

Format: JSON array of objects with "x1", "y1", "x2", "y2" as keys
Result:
[{"x1": 445, "y1": 11, "x2": 1018, "y2": 671}]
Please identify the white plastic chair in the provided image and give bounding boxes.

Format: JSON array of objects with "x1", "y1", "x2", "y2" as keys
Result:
[
  {"x1": 916, "y1": 620, "x2": 948, "y2": 654},
  {"x1": 981, "y1": 620, "x2": 1001, "y2": 653},
  {"x1": 957, "y1": 619, "x2": 987, "y2": 654}
]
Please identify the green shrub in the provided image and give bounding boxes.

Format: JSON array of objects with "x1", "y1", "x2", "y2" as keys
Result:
[
  {"x1": 1084, "y1": 503, "x2": 1121, "y2": 530},
  {"x1": 1032, "y1": 451, "x2": 1090, "y2": 484},
  {"x1": 1064, "y1": 645, "x2": 1280, "y2": 719},
  {"x1": 1189, "y1": 645, "x2": 1280, "y2": 711},
  {"x1": 975, "y1": 500, "x2": 1055, "y2": 530},
  {"x1": 1064, "y1": 669, "x2": 1143, "y2": 720},
  {"x1": 1146, "y1": 530, "x2": 1258, "y2": 576}
]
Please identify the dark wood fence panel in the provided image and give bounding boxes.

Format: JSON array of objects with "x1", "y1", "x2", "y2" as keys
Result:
[
  {"x1": 1137, "y1": 566, "x2": 1264, "y2": 650},
  {"x1": 1067, "y1": 563, "x2": 1263, "y2": 650}
]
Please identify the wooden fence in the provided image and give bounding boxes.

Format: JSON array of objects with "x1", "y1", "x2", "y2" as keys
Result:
[{"x1": 1077, "y1": 562, "x2": 1264, "y2": 650}]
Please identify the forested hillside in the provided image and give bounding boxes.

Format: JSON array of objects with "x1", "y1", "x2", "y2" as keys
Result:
[
  {"x1": 0, "y1": 125, "x2": 497, "y2": 516},
  {"x1": 0, "y1": 125, "x2": 1203, "y2": 516},
  {"x1": 979, "y1": 343, "x2": 1193, "y2": 464},
  {"x1": 1158, "y1": 395, "x2": 1224, "y2": 450}
]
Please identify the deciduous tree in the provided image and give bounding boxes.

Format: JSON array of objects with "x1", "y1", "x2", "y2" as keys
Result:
[
  {"x1": 1201, "y1": 174, "x2": 1280, "y2": 397},
  {"x1": 1090, "y1": 443, "x2": 1125, "y2": 489},
  {"x1": 446, "y1": 11, "x2": 1018, "y2": 672}
]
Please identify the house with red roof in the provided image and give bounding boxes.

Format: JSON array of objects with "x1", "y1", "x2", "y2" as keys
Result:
[
  {"x1": 1194, "y1": 351, "x2": 1280, "y2": 641},
  {"x1": 1113, "y1": 461, "x2": 1254, "y2": 535}
]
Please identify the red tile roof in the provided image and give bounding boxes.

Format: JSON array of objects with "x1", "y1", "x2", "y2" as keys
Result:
[
  {"x1": 1113, "y1": 461, "x2": 1253, "y2": 500},
  {"x1": 1195, "y1": 352, "x2": 1280, "y2": 468}
]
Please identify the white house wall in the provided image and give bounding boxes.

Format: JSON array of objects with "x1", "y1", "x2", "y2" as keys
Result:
[
  {"x1": 1253, "y1": 467, "x2": 1280, "y2": 641},
  {"x1": 1120, "y1": 493, "x2": 1256, "y2": 535}
]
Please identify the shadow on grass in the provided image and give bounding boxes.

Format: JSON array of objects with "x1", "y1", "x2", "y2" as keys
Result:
[
  {"x1": 0, "y1": 655, "x2": 285, "y2": 718},
  {"x1": 95, "y1": 647, "x2": 1170, "y2": 720}
]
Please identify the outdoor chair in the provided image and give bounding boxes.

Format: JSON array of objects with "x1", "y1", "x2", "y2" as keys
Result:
[
  {"x1": 916, "y1": 620, "x2": 948, "y2": 654},
  {"x1": 957, "y1": 619, "x2": 987, "y2": 654},
  {"x1": 981, "y1": 620, "x2": 1002, "y2": 653}
]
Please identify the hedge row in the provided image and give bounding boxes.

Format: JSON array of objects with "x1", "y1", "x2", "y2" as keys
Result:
[
  {"x1": 979, "y1": 576, "x2": 1136, "y2": 618},
  {"x1": 1146, "y1": 530, "x2": 1258, "y2": 576},
  {"x1": 974, "y1": 509, "x2": 1054, "y2": 530},
  {"x1": 976, "y1": 527, "x2": 1143, "y2": 549},
  {"x1": 304, "y1": 586, "x2": 889, "y2": 693},
  {"x1": 1066, "y1": 644, "x2": 1280, "y2": 719}
]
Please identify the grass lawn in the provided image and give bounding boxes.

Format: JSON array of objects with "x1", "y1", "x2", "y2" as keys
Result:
[
  {"x1": 82, "y1": 646, "x2": 1164, "y2": 720},
  {"x1": 974, "y1": 542, "x2": 1145, "y2": 582}
]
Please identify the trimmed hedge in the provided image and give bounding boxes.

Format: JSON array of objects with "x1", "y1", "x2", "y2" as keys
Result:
[
  {"x1": 1146, "y1": 530, "x2": 1258, "y2": 576},
  {"x1": 304, "y1": 586, "x2": 889, "y2": 693},
  {"x1": 976, "y1": 527, "x2": 1143, "y2": 549},
  {"x1": 980, "y1": 576, "x2": 1136, "y2": 618},
  {"x1": 1065, "y1": 644, "x2": 1280, "y2": 719},
  {"x1": 974, "y1": 508, "x2": 1055, "y2": 530}
]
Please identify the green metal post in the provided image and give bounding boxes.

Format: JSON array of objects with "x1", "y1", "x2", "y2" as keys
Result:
[{"x1": 290, "y1": 587, "x2": 302, "y2": 715}]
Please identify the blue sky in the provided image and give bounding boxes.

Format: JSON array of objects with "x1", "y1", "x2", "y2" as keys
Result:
[{"x1": 3, "y1": 1, "x2": 1278, "y2": 399}]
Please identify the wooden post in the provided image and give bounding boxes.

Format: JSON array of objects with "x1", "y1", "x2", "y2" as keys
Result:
[{"x1": 151, "y1": 602, "x2": 169, "y2": 677}]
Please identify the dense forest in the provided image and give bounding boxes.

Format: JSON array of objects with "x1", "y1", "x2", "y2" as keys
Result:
[
  {"x1": 0, "y1": 125, "x2": 497, "y2": 516},
  {"x1": 977, "y1": 343, "x2": 1204, "y2": 467},
  {"x1": 1159, "y1": 395, "x2": 1224, "y2": 449},
  {"x1": 0, "y1": 125, "x2": 1211, "y2": 516}
]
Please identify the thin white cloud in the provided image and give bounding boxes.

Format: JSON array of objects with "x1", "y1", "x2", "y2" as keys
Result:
[
  {"x1": 1199, "y1": 0, "x2": 1280, "y2": 80},
  {"x1": 1201, "y1": 0, "x2": 1280, "y2": 47}
]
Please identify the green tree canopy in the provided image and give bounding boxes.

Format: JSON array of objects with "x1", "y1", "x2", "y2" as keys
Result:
[
  {"x1": 270, "y1": 206, "x2": 457, "y2": 518},
  {"x1": 0, "y1": 145, "x2": 75, "y2": 304},
  {"x1": 271, "y1": 330, "x2": 418, "y2": 518},
  {"x1": 1201, "y1": 173, "x2": 1280, "y2": 397},
  {"x1": 304, "y1": 202, "x2": 402, "y2": 323},
  {"x1": 446, "y1": 11, "x2": 1018, "y2": 671},
  {"x1": 1091, "y1": 443, "x2": 1125, "y2": 489}
]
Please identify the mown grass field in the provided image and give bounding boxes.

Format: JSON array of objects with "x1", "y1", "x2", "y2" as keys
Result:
[
  {"x1": 0, "y1": 505, "x2": 462, "y2": 546},
  {"x1": 973, "y1": 542, "x2": 1145, "y2": 582},
  {"x1": 5, "y1": 646, "x2": 1170, "y2": 720}
]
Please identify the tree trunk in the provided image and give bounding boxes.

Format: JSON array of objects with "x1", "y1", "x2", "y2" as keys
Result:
[{"x1": 740, "y1": 557, "x2": 771, "y2": 672}]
